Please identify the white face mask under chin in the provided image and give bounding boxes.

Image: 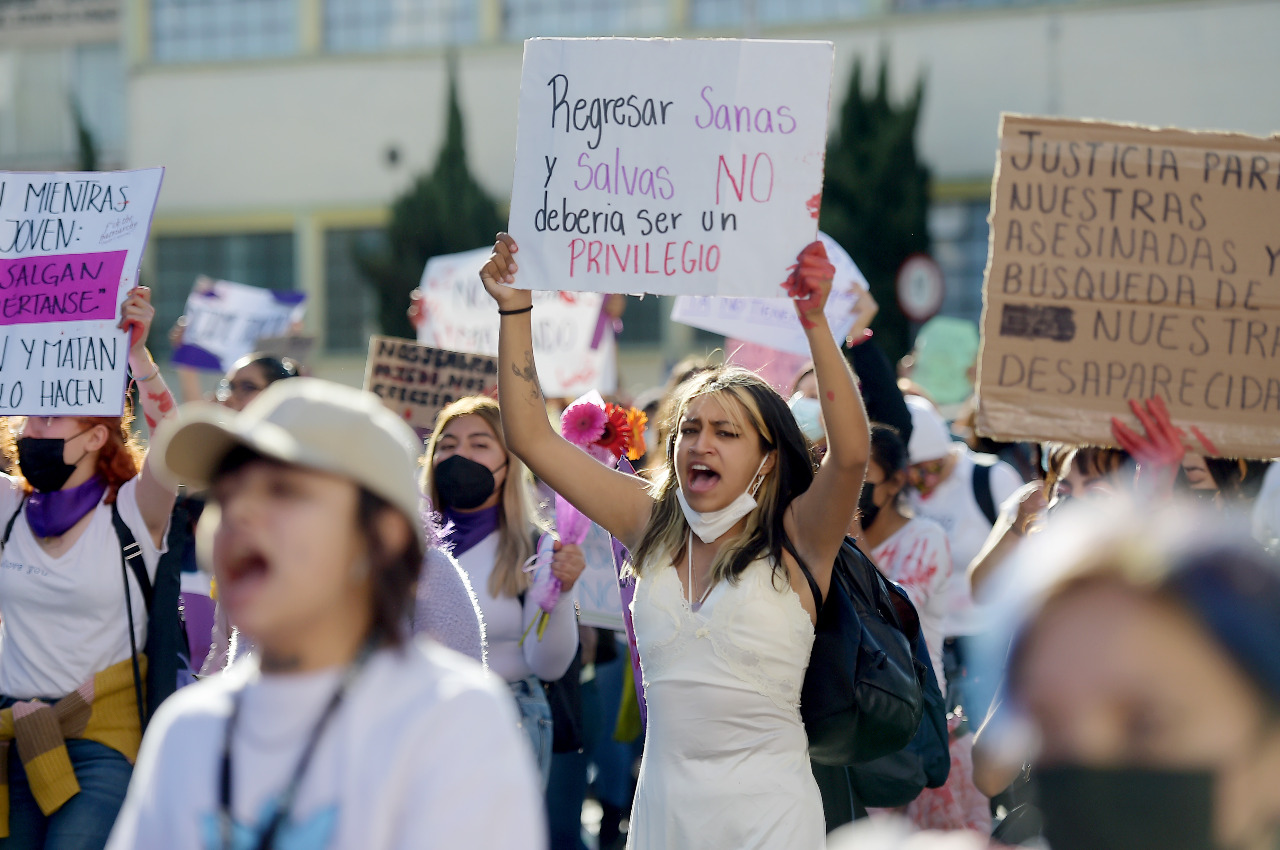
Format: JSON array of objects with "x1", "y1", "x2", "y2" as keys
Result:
[{"x1": 676, "y1": 455, "x2": 769, "y2": 544}]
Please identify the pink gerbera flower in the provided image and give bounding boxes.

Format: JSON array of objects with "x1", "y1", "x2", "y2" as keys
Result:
[{"x1": 561, "y1": 402, "x2": 607, "y2": 447}]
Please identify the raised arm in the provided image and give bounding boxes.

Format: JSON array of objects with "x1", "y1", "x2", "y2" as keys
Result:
[
  {"x1": 121, "y1": 286, "x2": 179, "y2": 546},
  {"x1": 480, "y1": 234, "x2": 653, "y2": 550},
  {"x1": 783, "y1": 242, "x2": 870, "y2": 594}
]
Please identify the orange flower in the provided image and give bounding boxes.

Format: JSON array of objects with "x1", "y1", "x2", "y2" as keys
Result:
[
  {"x1": 598, "y1": 404, "x2": 633, "y2": 459},
  {"x1": 625, "y1": 407, "x2": 648, "y2": 461}
]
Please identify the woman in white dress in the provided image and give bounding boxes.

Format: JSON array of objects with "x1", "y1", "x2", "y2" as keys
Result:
[{"x1": 480, "y1": 233, "x2": 869, "y2": 849}]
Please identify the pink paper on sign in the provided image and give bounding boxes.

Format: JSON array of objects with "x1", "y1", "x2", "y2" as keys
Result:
[{"x1": 0, "y1": 251, "x2": 128, "y2": 326}]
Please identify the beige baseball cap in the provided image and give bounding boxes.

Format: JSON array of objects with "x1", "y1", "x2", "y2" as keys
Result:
[{"x1": 154, "y1": 377, "x2": 425, "y2": 548}]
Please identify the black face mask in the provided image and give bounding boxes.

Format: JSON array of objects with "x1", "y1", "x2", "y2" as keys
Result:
[
  {"x1": 16, "y1": 434, "x2": 88, "y2": 493},
  {"x1": 434, "y1": 454, "x2": 504, "y2": 511},
  {"x1": 1036, "y1": 764, "x2": 1215, "y2": 850},
  {"x1": 858, "y1": 480, "x2": 881, "y2": 528}
]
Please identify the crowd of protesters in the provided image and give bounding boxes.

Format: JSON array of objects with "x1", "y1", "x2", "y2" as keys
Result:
[{"x1": 0, "y1": 228, "x2": 1275, "y2": 850}]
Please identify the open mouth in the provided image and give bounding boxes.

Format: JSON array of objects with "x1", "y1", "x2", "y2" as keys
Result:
[
  {"x1": 687, "y1": 463, "x2": 721, "y2": 493},
  {"x1": 220, "y1": 549, "x2": 270, "y2": 604}
]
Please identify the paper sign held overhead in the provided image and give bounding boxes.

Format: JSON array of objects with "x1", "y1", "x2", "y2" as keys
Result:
[
  {"x1": 416, "y1": 246, "x2": 616, "y2": 398},
  {"x1": 172, "y1": 277, "x2": 307, "y2": 374},
  {"x1": 670, "y1": 232, "x2": 868, "y2": 355},
  {"x1": 508, "y1": 38, "x2": 834, "y2": 298},
  {"x1": 975, "y1": 114, "x2": 1280, "y2": 459},
  {"x1": 363, "y1": 335, "x2": 499, "y2": 431},
  {"x1": 0, "y1": 168, "x2": 163, "y2": 416}
]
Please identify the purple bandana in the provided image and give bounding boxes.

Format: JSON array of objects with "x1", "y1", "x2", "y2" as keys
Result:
[
  {"x1": 26, "y1": 476, "x2": 108, "y2": 539},
  {"x1": 441, "y1": 504, "x2": 501, "y2": 557}
]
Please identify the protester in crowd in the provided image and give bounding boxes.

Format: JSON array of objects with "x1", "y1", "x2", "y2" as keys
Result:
[
  {"x1": 987, "y1": 500, "x2": 1280, "y2": 850},
  {"x1": 968, "y1": 444, "x2": 1129, "y2": 600},
  {"x1": 482, "y1": 233, "x2": 868, "y2": 849},
  {"x1": 108, "y1": 379, "x2": 544, "y2": 849},
  {"x1": 904, "y1": 395, "x2": 1023, "y2": 722},
  {"x1": 198, "y1": 354, "x2": 303, "y2": 675},
  {"x1": 858, "y1": 424, "x2": 989, "y2": 833},
  {"x1": 410, "y1": 509, "x2": 486, "y2": 665},
  {"x1": 421, "y1": 396, "x2": 582, "y2": 783},
  {"x1": 0, "y1": 287, "x2": 177, "y2": 849}
]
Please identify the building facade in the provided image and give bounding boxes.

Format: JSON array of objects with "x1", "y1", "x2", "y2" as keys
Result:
[{"x1": 119, "y1": 0, "x2": 1279, "y2": 391}]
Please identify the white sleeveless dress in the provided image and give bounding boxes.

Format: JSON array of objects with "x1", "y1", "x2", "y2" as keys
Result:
[{"x1": 627, "y1": 554, "x2": 825, "y2": 849}]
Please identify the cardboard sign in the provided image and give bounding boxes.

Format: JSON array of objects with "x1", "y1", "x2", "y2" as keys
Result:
[
  {"x1": 508, "y1": 38, "x2": 834, "y2": 297},
  {"x1": 416, "y1": 246, "x2": 616, "y2": 398},
  {"x1": 363, "y1": 335, "x2": 498, "y2": 431},
  {"x1": 670, "y1": 232, "x2": 867, "y2": 354},
  {"x1": 976, "y1": 115, "x2": 1280, "y2": 458},
  {"x1": 0, "y1": 168, "x2": 163, "y2": 416},
  {"x1": 172, "y1": 277, "x2": 307, "y2": 373}
]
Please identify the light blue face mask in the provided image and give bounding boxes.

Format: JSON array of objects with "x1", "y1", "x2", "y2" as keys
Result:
[{"x1": 789, "y1": 394, "x2": 825, "y2": 443}]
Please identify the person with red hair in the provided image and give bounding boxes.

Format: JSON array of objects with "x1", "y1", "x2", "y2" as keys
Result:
[{"x1": 0, "y1": 286, "x2": 179, "y2": 849}]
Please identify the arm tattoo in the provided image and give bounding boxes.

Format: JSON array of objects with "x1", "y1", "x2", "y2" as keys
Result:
[{"x1": 512, "y1": 351, "x2": 543, "y2": 401}]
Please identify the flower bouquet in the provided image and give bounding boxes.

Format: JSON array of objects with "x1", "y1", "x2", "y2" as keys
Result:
[{"x1": 521, "y1": 391, "x2": 647, "y2": 644}]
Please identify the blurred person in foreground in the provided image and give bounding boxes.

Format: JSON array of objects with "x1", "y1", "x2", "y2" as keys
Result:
[
  {"x1": 107, "y1": 379, "x2": 543, "y2": 849},
  {"x1": 976, "y1": 498, "x2": 1280, "y2": 850}
]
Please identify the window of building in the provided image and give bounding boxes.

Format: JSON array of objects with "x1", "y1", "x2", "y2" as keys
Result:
[
  {"x1": 616, "y1": 294, "x2": 663, "y2": 347},
  {"x1": 323, "y1": 228, "x2": 381, "y2": 353},
  {"x1": 324, "y1": 0, "x2": 478, "y2": 53},
  {"x1": 151, "y1": 0, "x2": 297, "y2": 64},
  {"x1": 689, "y1": 0, "x2": 873, "y2": 29},
  {"x1": 502, "y1": 0, "x2": 666, "y2": 39},
  {"x1": 151, "y1": 232, "x2": 296, "y2": 359},
  {"x1": 929, "y1": 198, "x2": 990, "y2": 324},
  {"x1": 73, "y1": 43, "x2": 126, "y2": 163}
]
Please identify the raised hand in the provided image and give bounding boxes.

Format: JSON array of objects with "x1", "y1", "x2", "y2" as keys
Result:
[
  {"x1": 479, "y1": 233, "x2": 533, "y2": 314},
  {"x1": 1110, "y1": 396, "x2": 1193, "y2": 492},
  {"x1": 118, "y1": 286, "x2": 156, "y2": 350},
  {"x1": 782, "y1": 241, "x2": 835, "y2": 330}
]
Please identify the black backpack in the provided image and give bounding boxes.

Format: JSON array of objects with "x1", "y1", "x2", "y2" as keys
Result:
[
  {"x1": 2, "y1": 495, "x2": 192, "y2": 730},
  {"x1": 846, "y1": 602, "x2": 951, "y2": 807},
  {"x1": 792, "y1": 536, "x2": 924, "y2": 766}
]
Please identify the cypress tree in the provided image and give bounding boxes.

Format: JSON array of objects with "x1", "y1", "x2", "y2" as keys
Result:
[
  {"x1": 358, "y1": 59, "x2": 504, "y2": 339},
  {"x1": 820, "y1": 56, "x2": 931, "y2": 364}
]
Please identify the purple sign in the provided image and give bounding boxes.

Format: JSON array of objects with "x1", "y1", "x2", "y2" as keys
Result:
[{"x1": 0, "y1": 250, "x2": 127, "y2": 326}]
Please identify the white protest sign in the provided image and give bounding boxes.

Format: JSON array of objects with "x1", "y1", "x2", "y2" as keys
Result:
[
  {"x1": 172, "y1": 277, "x2": 307, "y2": 373},
  {"x1": 0, "y1": 168, "x2": 163, "y2": 416},
  {"x1": 508, "y1": 38, "x2": 834, "y2": 297},
  {"x1": 417, "y1": 247, "x2": 616, "y2": 398},
  {"x1": 670, "y1": 232, "x2": 868, "y2": 355}
]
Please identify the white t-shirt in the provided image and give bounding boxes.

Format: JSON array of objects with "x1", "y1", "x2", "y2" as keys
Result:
[
  {"x1": 106, "y1": 640, "x2": 546, "y2": 850},
  {"x1": 0, "y1": 475, "x2": 164, "y2": 699},
  {"x1": 905, "y1": 448, "x2": 1022, "y2": 636},
  {"x1": 456, "y1": 532, "x2": 577, "y2": 684},
  {"x1": 871, "y1": 517, "x2": 952, "y2": 686}
]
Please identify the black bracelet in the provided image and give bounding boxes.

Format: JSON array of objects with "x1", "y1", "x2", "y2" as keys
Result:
[{"x1": 498, "y1": 305, "x2": 533, "y2": 316}]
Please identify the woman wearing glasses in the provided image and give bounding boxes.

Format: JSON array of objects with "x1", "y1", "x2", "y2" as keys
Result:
[
  {"x1": 198, "y1": 354, "x2": 302, "y2": 675},
  {"x1": 0, "y1": 287, "x2": 178, "y2": 850}
]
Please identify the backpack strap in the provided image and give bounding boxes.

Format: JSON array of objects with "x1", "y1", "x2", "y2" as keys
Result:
[
  {"x1": 111, "y1": 503, "x2": 149, "y2": 732},
  {"x1": 1, "y1": 496, "x2": 28, "y2": 548},
  {"x1": 111, "y1": 504, "x2": 153, "y2": 615},
  {"x1": 971, "y1": 455, "x2": 998, "y2": 526},
  {"x1": 783, "y1": 536, "x2": 823, "y2": 611}
]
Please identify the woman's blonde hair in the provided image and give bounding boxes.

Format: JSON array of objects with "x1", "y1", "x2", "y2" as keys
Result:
[
  {"x1": 631, "y1": 367, "x2": 816, "y2": 589},
  {"x1": 421, "y1": 396, "x2": 541, "y2": 599}
]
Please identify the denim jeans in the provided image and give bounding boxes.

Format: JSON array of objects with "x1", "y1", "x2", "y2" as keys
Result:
[
  {"x1": 510, "y1": 677, "x2": 553, "y2": 788},
  {"x1": 0, "y1": 738, "x2": 132, "y2": 850}
]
